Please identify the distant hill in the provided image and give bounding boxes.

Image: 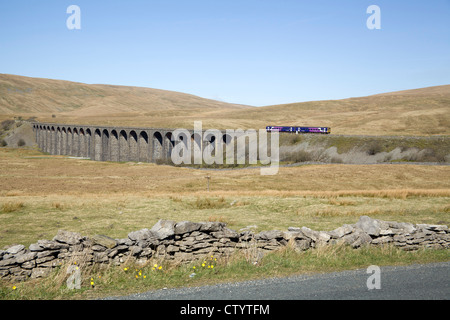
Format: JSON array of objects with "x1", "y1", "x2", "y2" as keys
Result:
[
  {"x1": 0, "y1": 73, "x2": 251, "y2": 128},
  {"x1": 1, "y1": 73, "x2": 449, "y2": 135},
  {"x1": 235, "y1": 84, "x2": 450, "y2": 135}
]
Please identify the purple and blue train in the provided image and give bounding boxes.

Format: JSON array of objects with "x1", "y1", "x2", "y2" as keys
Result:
[{"x1": 266, "y1": 126, "x2": 331, "y2": 134}]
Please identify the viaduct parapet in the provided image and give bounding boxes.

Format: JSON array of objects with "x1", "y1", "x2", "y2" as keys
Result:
[{"x1": 32, "y1": 122, "x2": 228, "y2": 163}]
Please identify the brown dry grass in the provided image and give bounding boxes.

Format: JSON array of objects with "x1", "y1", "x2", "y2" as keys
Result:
[
  {"x1": 1, "y1": 74, "x2": 449, "y2": 135},
  {"x1": 0, "y1": 147, "x2": 449, "y2": 249},
  {"x1": 0, "y1": 73, "x2": 250, "y2": 130},
  {"x1": 1, "y1": 148, "x2": 450, "y2": 198},
  {"x1": 250, "y1": 85, "x2": 450, "y2": 136}
]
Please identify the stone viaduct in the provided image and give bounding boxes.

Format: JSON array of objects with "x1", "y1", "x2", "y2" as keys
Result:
[{"x1": 32, "y1": 122, "x2": 235, "y2": 163}]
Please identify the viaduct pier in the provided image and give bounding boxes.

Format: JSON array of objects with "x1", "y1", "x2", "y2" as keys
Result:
[{"x1": 31, "y1": 122, "x2": 218, "y2": 163}]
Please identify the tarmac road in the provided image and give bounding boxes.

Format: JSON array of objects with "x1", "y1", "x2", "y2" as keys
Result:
[{"x1": 107, "y1": 261, "x2": 449, "y2": 300}]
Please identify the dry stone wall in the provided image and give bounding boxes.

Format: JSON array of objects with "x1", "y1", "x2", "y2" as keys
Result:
[{"x1": 1, "y1": 216, "x2": 449, "y2": 282}]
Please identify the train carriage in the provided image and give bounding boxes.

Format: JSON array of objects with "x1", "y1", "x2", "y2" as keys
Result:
[{"x1": 266, "y1": 126, "x2": 331, "y2": 134}]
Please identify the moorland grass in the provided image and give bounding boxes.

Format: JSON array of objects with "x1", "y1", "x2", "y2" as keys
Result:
[{"x1": 0, "y1": 148, "x2": 449, "y2": 299}]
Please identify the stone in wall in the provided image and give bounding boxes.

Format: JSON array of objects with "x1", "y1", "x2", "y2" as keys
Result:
[{"x1": 0, "y1": 216, "x2": 448, "y2": 282}]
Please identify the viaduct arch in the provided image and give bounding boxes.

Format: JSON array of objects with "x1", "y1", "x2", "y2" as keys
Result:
[{"x1": 32, "y1": 123, "x2": 238, "y2": 164}]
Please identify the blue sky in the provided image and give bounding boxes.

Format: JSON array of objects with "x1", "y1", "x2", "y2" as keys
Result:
[{"x1": 0, "y1": 0, "x2": 449, "y2": 106}]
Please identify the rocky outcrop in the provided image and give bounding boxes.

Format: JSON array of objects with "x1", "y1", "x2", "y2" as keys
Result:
[{"x1": 0, "y1": 216, "x2": 448, "y2": 282}]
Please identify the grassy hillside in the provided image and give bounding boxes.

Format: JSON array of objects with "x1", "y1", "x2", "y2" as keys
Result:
[
  {"x1": 235, "y1": 85, "x2": 450, "y2": 135},
  {"x1": 1, "y1": 73, "x2": 449, "y2": 135},
  {"x1": 0, "y1": 74, "x2": 251, "y2": 129}
]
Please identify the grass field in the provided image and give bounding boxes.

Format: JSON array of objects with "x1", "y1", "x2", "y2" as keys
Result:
[
  {"x1": 1, "y1": 74, "x2": 449, "y2": 299},
  {"x1": 1, "y1": 147, "x2": 449, "y2": 248},
  {"x1": 1, "y1": 145, "x2": 449, "y2": 299}
]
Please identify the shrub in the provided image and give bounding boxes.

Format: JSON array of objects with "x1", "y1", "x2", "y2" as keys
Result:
[
  {"x1": 366, "y1": 141, "x2": 383, "y2": 155},
  {"x1": 282, "y1": 150, "x2": 313, "y2": 163},
  {"x1": 192, "y1": 197, "x2": 228, "y2": 209},
  {"x1": 1, "y1": 202, "x2": 25, "y2": 213},
  {"x1": 0, "y1": 119, "x2": 14, "y2": 132}
]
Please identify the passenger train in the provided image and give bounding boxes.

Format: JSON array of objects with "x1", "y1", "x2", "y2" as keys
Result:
[{"x1": 266, "y1": 126, "x2": 331, "y2": 134}]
